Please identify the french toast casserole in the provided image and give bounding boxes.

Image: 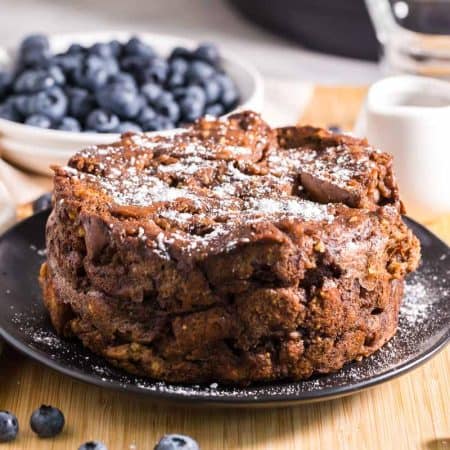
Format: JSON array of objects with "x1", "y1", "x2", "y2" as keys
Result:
[{"x1": 40, "y1": 111, "x2": 420, "y2": 384}]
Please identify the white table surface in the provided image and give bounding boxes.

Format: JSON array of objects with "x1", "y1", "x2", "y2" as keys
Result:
[{"x1": 0, "y1": 0, "x2": 381, "y2": 84}]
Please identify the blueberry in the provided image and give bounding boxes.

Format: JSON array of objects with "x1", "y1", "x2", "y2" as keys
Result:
[
  {"x1": 78, "y1": 441, "x2": 108, "y2": 450},
  {"x1": 13, "y1": 95, "x2": 32, "y2": 116},
  {"x1": 119, "y1": 55, "x2": 146, "y2": 77},
  {"x1": 66, "y1": 87, "x2": 95, "y2": 120},
  {"x1": 107, "y1": 72, "x2": 137, "y2": 90},
  {"x1": 0, "y1": 99, "x2": 21, "y2": 121},
  {"x1": 154, "y1": 434, "x2": 200, "y2": 450},
  {"x1": 179, "y1": 96, "x2": 204, "y2": 123},
  {"x1": 221, "y1": 87, "x2": 239, "y2": 110},
  {"x1": 86, "y1": 109, "x2": 120, "y2": 133},
  {"x1": 186, "y1": 61, "x2": 215, "y2": 84},
  {"x1": 173, "y1": 85, "x2": 206, "y2": 104},
  {"x1": 67, "y1": 43, "x2": 86, "y2": 55},
  {"x1": 30, "y1": 405, "x2": 65, "y2": 438},
  {"x1": 166, "y1": 71, "x2": 185, "y2": 89},
  {"x1": 14, "y1": 69, "x2": 56, "y2": 94},
  {"x1": 153, "y1": 92, "x2": 180, "y2": 122},
  {"x1": 32, "y1": 192, "x2": 52, "y2": 213},
  {"x1": 115, "y1": 121, "x2": 142, "y2": 133},
  {"x1": 193, "y1": 43, "x2": 220, "y2": 67},
  {"x1": 58, "y1": 116, "x2": 81, "y2": 132},
  {"x1": 136, "y1": 105, "x2": 156, "y2": 128},
  {"x1": 141, "y1": 114, "x2": 174, "y2": 132},
  {"x1": 89, "y1": 42, "x2": 115, "y2": 59},
  {"x1": 205, "y1": 103, "x2": 224, "y2": 117},
  {"x1": 96, "y1": 82, "x2": 142, "y2": 119},
  {"x1": 141, "y1": 82, "x2": 163, "y2": 104},
  {"x1": 328, "y1": 125, "x2": 342, "y2": 134},
  {"x1": 200, "y1": 77, "x2": 221, "y2": 104},
  {"x1": 28, "y1": 86, "x2": 68, "y2": 121},
  {"x1": 53, "y1": 53, "x2": 83, "y2": 76},
  {"x1": 169, "y1": 47, "x2": 192, "y2": 61},
  {"x1": 123, "y1": 37, "x2": 155, "y2": 58},
  {"x1": 139, "y1": 58, "x2": 169, "y2": 85},
  {"x1": 25, "y1": 114, "x2": 52, "y2": 128},
  {"x1": 167, "y1": 58, "x2": 188, "y2": 88},
  {"x1": 19, "y1": 47, "x2": 50, "y2": 68},
  {"x1": 108, "y1": 40, "x2": 122, "y2": 58},
  {"x1": 216, "y1": 74, "x2": 239, "y2": 109},
  {"x1": 0, "y1": 71, "x2": 13, "y2": 99},
  {"x1": 0, "y1": 411, "x2": 19, "y2": 443},
  {"x1": 73, "y1": 55, "x2": 119, "y2": 91},
  {"x1": 47, "y1": 65, "x2": 65, "y2": 85},
  {"x1": 170, "y1": 57, "x2": 189, "y2": 75},
  {"x1": 20, "y1": 34, "x2": 49, "y2": 52}
]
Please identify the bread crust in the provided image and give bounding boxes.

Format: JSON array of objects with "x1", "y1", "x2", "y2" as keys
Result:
[{"x1": 40, "y1": 111, "x2": 420, "y2": 384}]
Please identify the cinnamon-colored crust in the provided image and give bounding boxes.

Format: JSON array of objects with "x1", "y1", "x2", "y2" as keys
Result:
[{"x1": 40, "y1": 111, "x2": 420, "y2": 384}]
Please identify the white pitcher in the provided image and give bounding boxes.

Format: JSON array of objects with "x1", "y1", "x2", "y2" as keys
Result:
[{"x1": 355, "y1": 75, "x2": 450, "y2": 220}]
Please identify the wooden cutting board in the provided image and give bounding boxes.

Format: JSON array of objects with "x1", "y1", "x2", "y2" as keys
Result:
[{"x1": 1, "y1": 86, "x2": 449, "y2": 450}]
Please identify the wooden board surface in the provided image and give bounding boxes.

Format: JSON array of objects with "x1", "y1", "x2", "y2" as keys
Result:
[{"x1": 1, "y1": 86, "x2": 449, "y2": 450}]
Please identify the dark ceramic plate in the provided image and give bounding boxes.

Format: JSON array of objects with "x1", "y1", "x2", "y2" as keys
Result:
[{"x1": 0, "y1": 211, "x2": 448, "y2": 406}]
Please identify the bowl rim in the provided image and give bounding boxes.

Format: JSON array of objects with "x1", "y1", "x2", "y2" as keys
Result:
[{"x1": 0, "y1": 30, "x2": 264, "y2": 144}]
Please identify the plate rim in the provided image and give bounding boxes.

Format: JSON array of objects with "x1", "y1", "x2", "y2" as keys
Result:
[{"x1": 0, "y1": 211, "x2": 449, "y2": 406}]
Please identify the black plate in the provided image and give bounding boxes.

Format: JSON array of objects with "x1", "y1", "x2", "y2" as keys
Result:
[{"x1": 0, "y1": 211, "x2": 448, "y2": 406}]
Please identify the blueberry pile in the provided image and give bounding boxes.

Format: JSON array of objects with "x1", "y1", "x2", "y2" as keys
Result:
[
  {"x1": 0, "y1": 34, "x2": 240, "y2": 133},
  {"x1": 0, "y1": 404, "x2": 201, "y2": 449}
]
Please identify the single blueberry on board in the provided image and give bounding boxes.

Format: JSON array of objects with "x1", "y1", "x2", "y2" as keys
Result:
[
  {"x1": 86, "y1": 109, "x2": 120, "y2": 133},
  {"x1": 30, "y1": 405, "x2": 65, "y2": 438},
  {"x1": 0, "y1": 411, "x2": 19, "y2": 443},
  {"x1": 78, "y1": 441, "x2": 108, "y2": 450},
  {"x1": 154, "y1": 434, "x2": 200, "y2": 450},
  {"x1": 25, "y1": 114, "x2": 52, "y2": 128},
  {"x1": 32, "y1": 192, "x2": 52, "y2": 213}
]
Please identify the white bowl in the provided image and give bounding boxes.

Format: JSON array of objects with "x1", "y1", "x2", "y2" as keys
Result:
[{"x1": 0, "y1": 31, "x2": 264, "y2": 175}]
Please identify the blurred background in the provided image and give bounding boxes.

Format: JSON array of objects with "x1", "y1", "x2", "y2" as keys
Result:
[{"x1": 0, "y1": 0, "x2": 383, "y2": 84}]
